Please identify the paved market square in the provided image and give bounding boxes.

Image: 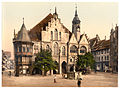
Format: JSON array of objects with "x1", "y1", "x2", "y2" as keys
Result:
[{"x1": 2, "y1": 72, "x2": 118, "y2": 87}]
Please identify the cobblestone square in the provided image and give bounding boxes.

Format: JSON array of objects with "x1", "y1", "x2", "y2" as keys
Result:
[{"x1": 2, "y1": 72, "x2": 118, "y2": 87}]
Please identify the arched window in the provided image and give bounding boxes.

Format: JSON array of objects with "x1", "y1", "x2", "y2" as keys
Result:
[
  {"x1": 62, "y1": 46, "x2": 65, "y2": 55},
  {"x1": 51, "y1": 31, "x2": 53, "y2": 40},
  {"x1": 46, "y1": 45, "x2": 50, "y2": 51},
  {"x1": 70, "y1": 45, "x2": 77, "y2": 53},
  {"x1": 59, "y1": 32, "x2": 61, "y2": 40},
  {"x1": 54, "y1": 42, "x2": 58, "y2": 55},
  {"x1": 54, "y1": 29, "x2": 58, "y2": 40},
  {"x1": 80, "y1": 46, "x2": 87, "y2": 53}
]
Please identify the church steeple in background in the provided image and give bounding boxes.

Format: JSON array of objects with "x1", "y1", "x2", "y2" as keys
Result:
[
  {"x1": 72, "y1": 5, "x2": 81, "y2": 40},
  {"x1": 75, "y1": 5, "x2": 78, "y2": 16}
]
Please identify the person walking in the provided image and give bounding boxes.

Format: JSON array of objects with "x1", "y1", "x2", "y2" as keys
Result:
[
  {"x1": 54, "y1": 75, "x2": 57, "y2": 83},
  {"x1": 77, "y1": 72, "x2": 82, "y2": 87}
]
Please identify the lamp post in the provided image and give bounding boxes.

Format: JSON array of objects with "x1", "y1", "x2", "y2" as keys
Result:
[
  {"x1": 72, "y1": 56, "x2": 76, "y2": 72},
  {"x1": 43, "y1": 65, "x2": 44, "y2": 76}
]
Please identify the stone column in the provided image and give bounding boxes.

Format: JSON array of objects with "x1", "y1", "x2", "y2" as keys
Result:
[
  {"x1": 50, "y1": 70, "x2": 53, "y2": 75},
  {"x1": 59, "y1": 64, "x2": 62, "y2": 74},
  {"x1": 73, "y1": 64, "x2": 76, "y2": 72}
]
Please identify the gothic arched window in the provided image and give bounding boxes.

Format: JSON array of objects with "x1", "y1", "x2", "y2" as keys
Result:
[
  {"x1": 70, "y1": 45, "x2": 77, "y2": 53},
  {"x1": 59, "y1": 32, "x2": 61, "y2": 40},
  {"x1": 54, "y1": 29, "x2": 58, "y2": 40},
  {"x1": 54, "y1": 42, "x2": 58, "y2": 55},
  {"x1": 51, "y1": 31, "x2": 53, "y2": 40},
  {"x1": 80, "y1": 46, "x2": 87, "y2": 53},
  {"x1": 62, "y1": 46, "x2": 65, "y2": 55}
]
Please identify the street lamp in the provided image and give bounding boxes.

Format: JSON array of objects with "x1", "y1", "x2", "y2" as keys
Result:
[
  {"x1": 72, "y1": 56, "x2": 76, "y2": 72},
  {"x1": 43, "y1": 65, "x2": 44, "y2": 76}
]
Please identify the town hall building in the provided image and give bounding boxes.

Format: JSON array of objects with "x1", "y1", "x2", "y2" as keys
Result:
[{"x1": 13, "y1": 7, "x2": 90, "y2": 75}]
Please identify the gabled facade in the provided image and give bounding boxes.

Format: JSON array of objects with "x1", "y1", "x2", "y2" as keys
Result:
[{"x1": 13, "y1": 7, "x2": 91, "y2": 75}]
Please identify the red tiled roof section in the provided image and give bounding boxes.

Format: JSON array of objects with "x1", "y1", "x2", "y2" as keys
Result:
[
  {"x1": 93, "y1": 40, "x2": 110, "y2": 51},
  {"x1": 29, "y1": 13, "x2": 71, "y2": 41},
  {"x1": 29, "y1": 13, "x2": 53, "y2": 41}
]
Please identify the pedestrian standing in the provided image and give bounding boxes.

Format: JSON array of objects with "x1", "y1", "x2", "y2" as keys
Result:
[
  {"x1": 77, "y1": 79, "x2": 81, "y2": 87},
  {"x1": 77, "y1": 72, "x2": 82, "y2": 87},
  {"x1": 8, "y1": 71, "x2": 11, "y2": 77},
  {"x1": 54, "y1": 75, "x2": 57, "y2": 83}
]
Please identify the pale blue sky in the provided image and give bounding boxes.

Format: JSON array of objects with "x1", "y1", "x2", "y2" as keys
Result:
[{"x1": 2, "y1": 2, "x2": 118, "y2": 59}]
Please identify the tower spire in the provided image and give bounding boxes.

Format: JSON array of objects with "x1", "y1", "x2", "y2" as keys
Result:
[
  {"x1": 75, "y1": 4, "x2": 78, "y2": 16},
  {"x1": 55, "y1": 7, "x2": 57, "y2": 14},
  {"x1": 23, "y1": 17, "x2": 24, "y2": 24},
  {"x1": 14, "y1": 29, "x2": 15, "y2": 38}
]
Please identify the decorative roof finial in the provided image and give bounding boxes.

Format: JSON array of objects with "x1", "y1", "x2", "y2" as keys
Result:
[
  {"x1": 50, "y1": 9, "x2": 51, "y2": 13},
  {"x1": 14, "y1": 29, "x2": 15, "y2": 37},
  {"x1": 55, "y1": 7, "x2": 57, "y2": 14},
  {"x1": 75, "y1": 3, "x2": 78, "y2": 16},
  {"x1": 23, "y1": 17, "x2": 24, "y2": 24}
]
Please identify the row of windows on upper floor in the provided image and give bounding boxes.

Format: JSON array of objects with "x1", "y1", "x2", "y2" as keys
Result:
[
  {"x1": 70, "y1": 45, "x2": 87, "y2": 54},
  {"x1": 34, "y1": 43, "x2": 66, "y2": 56},
  {"x1": 93, "y1": 49, "x2": 109, "y2": 55},
  {"x1": 34, "y1": 44, "x2": 87, "y2": 56},
  {"x1": 15, "y1": 46, "x2": 32, "y2": 53},
  {"x1": 96, "y1": 55, "x2": 109, "y2": 62},
  {"x1": 51, "y1": 29, "x2": 61, "y2": 41}
]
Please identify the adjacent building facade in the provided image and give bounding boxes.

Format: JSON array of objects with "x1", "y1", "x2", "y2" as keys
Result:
[
  {"x1": 110, "y1": 24, "x2": 118, "y2": 73},
  {"x1": 90, "y1": 38, "x2": 110, "y2": 71}
]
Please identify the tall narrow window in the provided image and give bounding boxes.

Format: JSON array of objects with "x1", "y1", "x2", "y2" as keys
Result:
[
  {"x1": 59, "y1": 32, "x2": 61, "y2": 40},
  {"x1": 54, "y1": 42, "x2": 58, "y2": 55},
  {"x1": 54, "y1": 29, "x2": 58, "y2": 40},
  {"x1": 51, "y1": 31, "x2": 53, "y2": 40},
  {"x1": 27, "y1": 47, "x2": 29, "y2": 52},
  {"x1": 62, "y1": 46, "x2": 65, "y2": 55},
  {"x1": 23, "y1": 47, "x2": 25, "y2": 52},
  {"x1": 19, "y1": 46, "x2": 22, "y2": 52}
]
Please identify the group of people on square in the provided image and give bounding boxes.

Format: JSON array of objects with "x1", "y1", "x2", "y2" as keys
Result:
[{"x1": 53, "y1": 72, "x2": 82, "y2": 87}]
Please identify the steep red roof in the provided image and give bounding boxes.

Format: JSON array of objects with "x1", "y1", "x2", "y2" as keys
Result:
[
  {"x1": 29, "y1": 13, "x2": 53, "y2": 41},
  {"x1": 29, "y1": 13, "x2": 71, "y2": 41},
  {"x1": 93, "y1": 40, "x2": 110, "y2": 51}
]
